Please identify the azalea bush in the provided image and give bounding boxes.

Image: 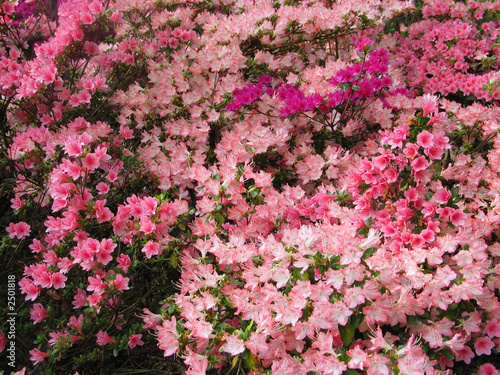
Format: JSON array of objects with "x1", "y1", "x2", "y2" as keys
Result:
[{"x1": 0, "y1": 0, "x2": 500, "y2": 374}]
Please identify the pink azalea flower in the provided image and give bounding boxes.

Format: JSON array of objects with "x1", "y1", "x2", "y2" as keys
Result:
[
  {"x1": 72, "y1": 289, "x2": 87, "y2": 309},
  {"x1": 347, "y1": 345, "x2": 367, "y2": 370},
  {"x1": 184, "y1": 349, "x2": 208, "y2": 375},
  {"x1": 112, "y1": 274, "x2": 130, "y2": 292},
  {"x1": 128, "y1": 334, "x2": 144, "y2": 349},
  {"x1": 453, "y1": 345, "x2": 475, "y2": 364},
  {"x1": 30, "y1": 303, "x2": 49, "y2": 324},
  {"x1": 141, "y1": 308, "x2": 163, "y2": 329},
  {"x1": 87, "y1": 275, "x2": 106, "y2": 295},
  {"x1": 475, "y1": 336, "x2": 495, "y2": 356},
  {"x1": 116, "y1": 254, "x2": 131, "y2": 273},
  {"x1": 450, "y1": 209, "x2": 467, "y2": 227},
  {"x1": 68, "y1": 315, "x2": 84, "y2": 334},
  {"x1": 478, "y1": 364, "x2": 500, "y2": 375},
  {"x1": 485, "y1": 319, "x2": 500, "y2": 338},
  {"x1": 157, "y1": 317, "x2": 179, "y2": 356},
  {"x1": 10, "y1": 197, "x2": 25, "y2": 210},
  {"x1": 0, "y1": 331, "x2": 7, "y2": 353},
  {"x1": 96, "y1": 330, "x2": 115, "y2": 346},
  {"x1": 397, "y1": 352, "x2": 427, "y2": 375},
  {"x1": 142, "y1": 241, "x2": 160, "y2": 258},
  {"x1": 29, "y1": 348, "x2": 50, "y2": 364},
  {"x1": 416, "y1": 130, "x2": 434, "y2": 148},
  {"x1": 96, "y1": 182, "x2": 110, "y2": 194},
  {"x1": 82, "y1": 153, "x2": 100, "y2": 170},
  {"x1": 6, "y1": 221, "x2": 31, "y2": 239},
  {"x1": 19, "y1": 277, "x2": 41, "y2": 301},
  {"x1": 51, "y1": 272, "x2": 67, "y2": 289},
  {"x1": 365, "y1": 353, "x2": 391, "y2": 375},
  {"x1": 222, "y1": 334, "x2": 245, "y2": 355}
]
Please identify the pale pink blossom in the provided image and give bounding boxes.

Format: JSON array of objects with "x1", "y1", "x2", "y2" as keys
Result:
[{"x1": 223, "y1": 334, "x2": 245, "y2": 355}]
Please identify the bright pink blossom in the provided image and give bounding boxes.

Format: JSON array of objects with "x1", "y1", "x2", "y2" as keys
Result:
[
  {"x1": 29, "y1": 348, "x2": 50, "y2": 364},
  {"x1": 30, "y1": 303, "x2": 49, "y2": 324},
  {"x1": 128, "y1": 334, "x2": 144, "y2": 349},
  {"x1": 117, "y1": 254, "x2": 131, "y2": 273},
  {"x1": 142, "y1": 241, "x2": 160, "y2": 258},
  {"x1": 486, "y1": 319, "x2": 500, "y2": 338},
  {"x1": 417, "y1": 130, "x2": 434, "y2": 148},
  {"x1": 96, "y1": 330, "x2": 115, "y2": 346},
  {"x1": 475, "y1": 336, "x2": 495, "y2": 356},
  {"x1": 112, "y1": 274, "x2": 130, "y2": 292},
  {"x1": 68, "y1": 315, "x2": 84, "y2": 334},
  {"x1": 6, "y1": 221, "x2": 31, "y2": 239},
  {"x1": 82, "y1": 153, "x2": 100, "y2": 170},
  {"x1": 51, "y1": 272, "x2": 67, "y2": 289},
  {"x1": 157, "y1": 317, "x2": 179, "y2": 356},
  {"x1": 478, "y1": 364, "x2": 500, "y2": 375}
]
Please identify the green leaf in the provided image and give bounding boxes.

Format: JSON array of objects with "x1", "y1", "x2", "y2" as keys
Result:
[
  {"x1": 167, "y1": 304, "x2": 176, "y2": 314},
  {"x1": 214, "y1": 213, "x2": 225, "y2": 224},
  {"x1": 250, "y1": 188, "x2": 260, "y2": 198},
  {"x1": 441, "y1": 348, "x2": 455, "y2": 360},
  {"x1": 170, "y1": 252, "x2": 178, "y2": 268},
  {"x1": 362, "y1": 247, "x2": 377, "y2": 259},
  {"x1": 339, "y1": 315, "x2": 363, "y2": 346},
  {"x1": 407, "y1": 315, "x2": 419, "y2": 326}
]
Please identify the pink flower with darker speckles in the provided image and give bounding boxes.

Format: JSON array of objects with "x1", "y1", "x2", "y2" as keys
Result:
[
  {"x1": 486, "y1": 319, "x2": 500, "y2": 338},
  {"x1": 51, "y1": 272, "x2": 67, "y2": 289},
  {"x1": 82, "y1": 153, "x2": 100, "y2": 170},
  {"x1": 475, "y1": 336, "x2": 495, "y2": 356},
  {"x1": 142, "y1": 241, "x2": 160, "y2": 258},
  {"x1": 6, "y1": 221, "x2": 31, "y2": 239}
]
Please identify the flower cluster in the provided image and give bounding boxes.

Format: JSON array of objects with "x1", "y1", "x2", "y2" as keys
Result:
[
  {"x1": 147, "y1": 96, "x2": 500, "y2": 374},
  {"x1": 383, "y1": 0, "x2": 500, "y2": 102},
  {"x1": 228, "y1": 46, "x2": 395, "y2": 129}
]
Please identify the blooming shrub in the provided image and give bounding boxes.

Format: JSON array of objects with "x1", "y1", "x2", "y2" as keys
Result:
[
  {"x1": 0, "y1": 0, "x2": 499, "y2": 374},
  {"x1": 383, "y1": 0, "x2": 500, "y2": 103}
]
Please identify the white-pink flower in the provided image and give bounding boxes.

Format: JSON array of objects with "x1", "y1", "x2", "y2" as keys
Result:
[{"x1": 222, "y1": 334, "x2": 245, "y2": 356}]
